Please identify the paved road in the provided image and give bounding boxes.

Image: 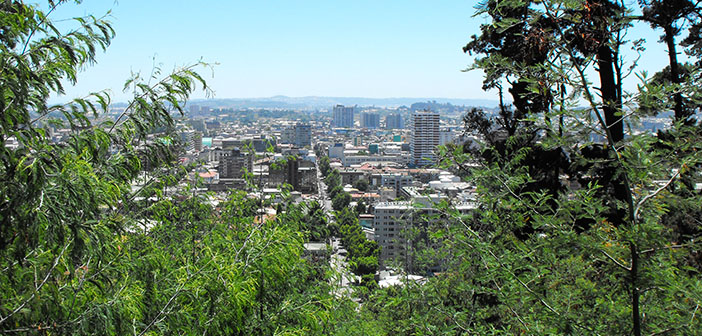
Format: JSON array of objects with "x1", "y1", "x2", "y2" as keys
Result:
[
  {"x1": 316, "y1": 157, "x2": 356, "y2": 295},
  {"x1": 329, "y1": 239, "x2": 358, "y2": 297},
  {"x1": 315, "y1": 160, "x2": 333, "y2": 215}
]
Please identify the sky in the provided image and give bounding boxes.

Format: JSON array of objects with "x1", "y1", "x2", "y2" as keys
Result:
[{"x1": 43, "y1": 1, "x2": 674, "y2": 104}]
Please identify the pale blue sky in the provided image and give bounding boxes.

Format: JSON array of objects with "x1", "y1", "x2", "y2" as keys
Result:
[{"x1": 45, "y1": 1, "x2": 672, "y2": 104}]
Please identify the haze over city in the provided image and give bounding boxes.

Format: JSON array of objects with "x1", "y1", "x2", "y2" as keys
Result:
[{"x1": 47, "y1": 0, "x2": 674, "y2": 103}]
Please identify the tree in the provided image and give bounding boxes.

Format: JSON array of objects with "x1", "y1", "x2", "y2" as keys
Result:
[
  {"x1": 640, "y1": 0, "x2": 701, "y2": 123},
  {"x1": 560, "y1": 0, "x2": 629, "y2": 143},
  {"x1": 332, "y1": 191, "x2": 351, "y2": 212},
  {"x1": 448, "y1": 1, "x2": 702, "y2": 335},
  {"x1": 302, "y1": 200, "x2": 329, "y2": 241},
  {"x1": 319, "y1": 155, "x2": 331, "y2": 176},
  {"x1": 335, "y1": 208, "x2": 380, "y2": 289},
  {"x1": 356, "y1": 200, "x2": 367, "y2": 214},
  {"x1": 0, "y1": 2, "x2": 210, "y2": 332},
  {"x1": 329, "y1": 184, "x2": 343, "y2": 200},
  {"x1": 353, "y1": 178, "x2": 369, "y2": 192},
  {"x1": 325, "y1": 169, "x2": 341, "y2": 191}
]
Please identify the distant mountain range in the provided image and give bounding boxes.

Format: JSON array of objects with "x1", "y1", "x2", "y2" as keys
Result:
[{"x1": 187, "y1": 96, "x2": 500, "y2": 110}]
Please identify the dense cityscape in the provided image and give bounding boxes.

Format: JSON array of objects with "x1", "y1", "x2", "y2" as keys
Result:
[
  {"x1": 101, "y1": 99, "x2": 674, "y2": 285},
  {"x1": 173, "y1": 102, "x2": 476, "y2": 281}
]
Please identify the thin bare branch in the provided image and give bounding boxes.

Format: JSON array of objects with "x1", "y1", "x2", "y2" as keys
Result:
[
  {"x1": 634, "y1": 169, "x2": 681, "y2": 221},
  {"x1": 601, "y1": 249, "x2": 631, "y2": 271}
]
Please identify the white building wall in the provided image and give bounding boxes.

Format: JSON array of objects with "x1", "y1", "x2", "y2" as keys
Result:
[{"x1": 411, "y1": 111, "x2": 440, "y2": 167}]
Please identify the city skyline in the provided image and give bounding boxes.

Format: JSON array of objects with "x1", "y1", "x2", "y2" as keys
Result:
[{"x1": 43, "y1": 1, "x2": 674, "y2": 104}]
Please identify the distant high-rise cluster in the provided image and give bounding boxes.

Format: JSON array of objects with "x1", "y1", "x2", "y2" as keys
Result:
[
  {"x1": 385, "y1": 113, "x2": 403, "y2": 129},
  {"x1": 332, "y1": 105, "x2": 354, "y2": 128},
  {"x1": 360, "y1": 112, "x2": 380, "y2": 129},
  {"x1": 410, "y1": 110, "x2": 440, "y2": 167}
]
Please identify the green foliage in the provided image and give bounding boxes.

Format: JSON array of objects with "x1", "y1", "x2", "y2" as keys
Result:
[
  {"x1": 328, "y1": 184, "x2": 343, "y2": 200},
  {"x1": 362, "y1": 275, "x2": 488, "y2": 335},
  {"x1": 318, "y1": 156, "x2": 331, "y2": 177},
  {"x1": 0, "y1": 2, "x2": 347, "y2": 334},
  {"x1": 353, "y1": 178, "x2": 369, "y2": 192},
  {"x1": 641, "y1": 0, "x2": 701, "y2": 123},
  {"x1": 355, "y1": 200, "x2": 367, "y2": 214},
  {"x1": 335, "y1": 208, "x2": 380, "y2": 286},
  {"x1": 0, "y1": 1, "x2": 210, "y2": 332},
  {"x1": 4, "y1": 1, "x2": 702, "y2": 335},
  {"x1": 447, "y1": 1, "x2": 702, "y2": 335},
  {"x1": 301, "y1": 200, "x2": 330, "y2": 242},
  {"x1": 331, "y1": 192, "x2": 351, "y2": 212},
  {"x1": 325, "y1": 169, "x2": 341, "y2": 192}
]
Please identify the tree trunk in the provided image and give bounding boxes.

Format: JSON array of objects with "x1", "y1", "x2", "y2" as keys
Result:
[
  {"x1": 664, "y1": 25, "x2": 688, "y2": 123},
  {"x1": 597, "y1": 45, "x2": 624, "y2": 143},
  {"x1": 597, "y1": 43, "x2": 630, "y2": 227}
]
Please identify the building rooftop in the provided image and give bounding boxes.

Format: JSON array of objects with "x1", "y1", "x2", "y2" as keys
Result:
[
  {"x1": 304, "y1": 242, "x2": 328, "y2": 251},
  {"x1": 199, "y1": 171, "x2": 218, "y2": 179}
]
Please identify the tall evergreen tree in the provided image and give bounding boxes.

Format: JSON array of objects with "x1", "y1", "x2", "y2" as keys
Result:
[
  {"x1": 446, "y1": 1, "x2": 702, "y2": 335},
  {"x1": 641, "y1": 0, "x2": 701, "y2": 123}
]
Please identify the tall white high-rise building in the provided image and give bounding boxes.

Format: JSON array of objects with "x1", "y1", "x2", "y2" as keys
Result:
[
  {"x1": 281, "y1": 123, "x2": 311, "y2": 147},
  {"x1": 293, "y1": 123, "x2": 311, "y2": 147},
  {"x1": 385, "y1": 113, "x2": 403, "y2": 129},
  {"x1": 332, "y1": 105, "x2": 355, "y2": 128},
  {"x1": 410, "y1": 110, "x2": 440, "y2": 167},
  {"x1": 360, "y1": 112, "x2": 380, "y2": 129}
]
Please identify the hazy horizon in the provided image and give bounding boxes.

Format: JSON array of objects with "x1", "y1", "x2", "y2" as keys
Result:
[{"x1": 42, "y1": 1, "x2": 674, "y2": 105}]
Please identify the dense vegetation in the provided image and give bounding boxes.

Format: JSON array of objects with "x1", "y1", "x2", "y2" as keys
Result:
[
  {"x1": 445, "y1": 1, "x2": 702, "y2": 334},
  {"x1": 0, "y1": 2, "x2": 343, "y2": 334},
  {"x1": 2, "y1": 1, "x2": 702, "y2": 335}
]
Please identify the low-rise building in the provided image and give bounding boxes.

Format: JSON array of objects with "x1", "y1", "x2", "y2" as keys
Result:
[
  {"x1": 342, "y1": 153, "x2": 409, "y2": 167},
  {"x1": 328, "y1": 143, "x2": 345, "y2": 159},
  {"x1": 373, "y1": 173, "x2": 413, "y2": 194}
]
